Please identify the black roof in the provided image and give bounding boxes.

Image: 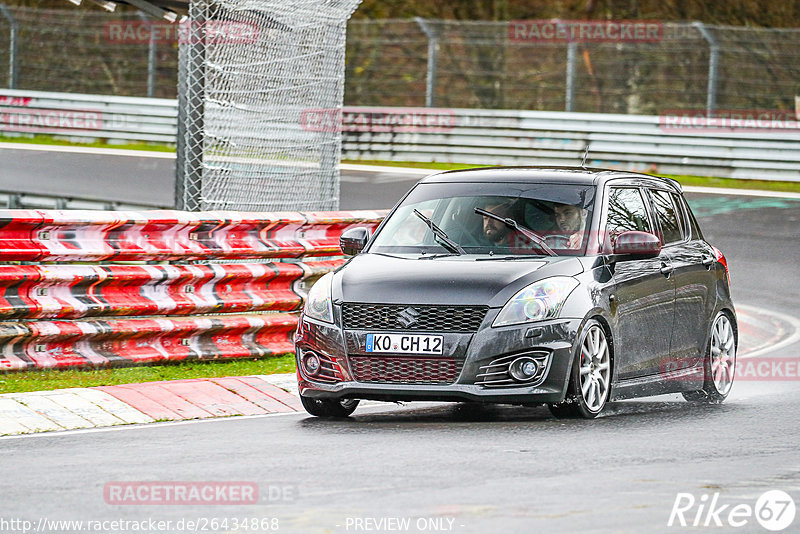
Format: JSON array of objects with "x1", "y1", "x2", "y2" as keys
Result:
[{"x1": 420, "y1": 166, "x2": 682, "y2": 191}]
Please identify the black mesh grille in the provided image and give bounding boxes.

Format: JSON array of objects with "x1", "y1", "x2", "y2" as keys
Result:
[
  {"x1": 341, "y1": 304, "x2": 488, "y2": 332},
  {"x1": 350, "y1": 355, "x2": 462, "y2": 384}
]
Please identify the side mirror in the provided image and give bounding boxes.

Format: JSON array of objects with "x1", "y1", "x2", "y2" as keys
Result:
[
  {"x1": 340, "y1": 227, "x2": 370, "y2": 256},
  {"x1": 612, "y1": 231, "x2": 661, "y2": 259}
]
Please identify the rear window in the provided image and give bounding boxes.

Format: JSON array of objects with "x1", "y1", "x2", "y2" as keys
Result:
[{"x1": 650, "y1": 189, "x2": 684, "y2": 244}]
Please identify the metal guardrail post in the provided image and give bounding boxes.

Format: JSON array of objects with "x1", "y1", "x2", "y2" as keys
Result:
[
  {"x1": 693, "y1": 22, "x2": 719, "y2": 115},
  {"x1": 565, "y1": 41, "x2": 577, "y2": 112},
  {"x1": 0, "y1": 5, "x2": 19, "y2": 89},
  {"x1": 137, "y1": 11, "x2": 157, "y2": 98},
  {"x1": 415, "y1": 18, "x2": 439, "y2": 108}
]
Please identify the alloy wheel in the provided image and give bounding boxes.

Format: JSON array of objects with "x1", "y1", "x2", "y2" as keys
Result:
[
  {"x1": 710, "y1": 314, "x2": 736, "y2": 395},
  {"x1": 579, "y1": 325, "x2": 611, "y2": 412}
]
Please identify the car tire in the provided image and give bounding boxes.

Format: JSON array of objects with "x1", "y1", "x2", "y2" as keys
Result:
[
  {"x1": 682, "y1": 311, "x2": 736, "y2": 404},
  {"x1": 300, "y1": 396, "x2": 360, "y2": 418},
  {"x1": 548, "y1": 319, "x2": 611, "y2": 419}
]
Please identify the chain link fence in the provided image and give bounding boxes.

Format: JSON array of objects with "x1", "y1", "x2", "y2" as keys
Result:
[
  {"x1": 175, "y1": 0, "x2": 361, "y2": 211},
  {"x1": 0, "y1": 10, "x2": 798, "y2": 114},
  {"x1": 0, "y1": 6, "x2": 177, "y2": 97},
  {"x1": 345, "y1": 20, "x2": 800, "y2": 114}
]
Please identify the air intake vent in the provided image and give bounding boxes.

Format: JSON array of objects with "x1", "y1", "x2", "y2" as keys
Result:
[{"x1": 349, "y1": 355, "x2": 462, "y2": 384}]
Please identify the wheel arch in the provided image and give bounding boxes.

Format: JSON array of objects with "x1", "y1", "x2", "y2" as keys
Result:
[{"x1": 574, "y1": 310, "x2": 616, "y2": 389}]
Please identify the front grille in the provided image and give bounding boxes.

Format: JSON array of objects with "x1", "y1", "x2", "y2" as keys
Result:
[
  {"x1": 349, "y1": 355, "x2": 462, "y2": 384},
  {"x1": 342, "y1": 303, "x2": 488, "y2": 332}
]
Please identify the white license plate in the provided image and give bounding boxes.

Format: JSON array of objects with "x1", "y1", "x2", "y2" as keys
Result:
[{"x1": 365, "y1": 333, "x2": 443, "y2": 355}]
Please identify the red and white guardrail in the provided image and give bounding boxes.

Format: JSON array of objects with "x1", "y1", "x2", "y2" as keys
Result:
[{"x1": 0, "y1": 209, "x2": 387, "y2": 371}]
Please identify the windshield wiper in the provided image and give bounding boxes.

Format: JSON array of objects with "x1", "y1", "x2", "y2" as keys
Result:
[
  {"x1": 475, "y1": 255, "x2": 546, "y2": 261},
  {"x1": 474, "y1": 207, "x2": 556, "y2": 256},
  {"x1": 414, "y1": 209, "x2": 465, "y2": 255},
  {"x1": 418, "y1": 252, "x2": 461, "y2": 260}
]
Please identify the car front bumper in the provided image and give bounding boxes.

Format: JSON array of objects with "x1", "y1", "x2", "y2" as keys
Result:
[{"x1": 294, "y1": 312, "x2": 583, "y2": 405}]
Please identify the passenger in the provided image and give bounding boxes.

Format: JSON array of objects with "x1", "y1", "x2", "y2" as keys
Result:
[{"x1": 550, "y1": 202, "x2": 588, "y2": 249}]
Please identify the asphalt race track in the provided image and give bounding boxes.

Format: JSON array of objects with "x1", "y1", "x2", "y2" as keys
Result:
[
  {"x1": 2, "y1": 145, "x2": 800, "y2": 533},
  {"x1": 0, "y1": 144, "x2": 176, "y2": 207},
  {"x1": 0, "y1": 144, "x2": 424, "y2": 209}
]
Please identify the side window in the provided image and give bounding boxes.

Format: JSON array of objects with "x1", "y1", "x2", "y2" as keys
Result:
[
  {"x1": 650, "y1": 189, "x2": 683, "y2": 244},
  {"x1": 675, "y1": 193, "x2": 702, "y2": 240},
  {"x1": 605, "y1": 188, "x2": 652, "y2": 245}
]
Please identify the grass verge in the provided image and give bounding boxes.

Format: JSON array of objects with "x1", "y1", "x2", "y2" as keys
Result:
[
  {"x1": 0, "y1": 134, "x2": 175, "y2": 153},
  {"x1": 0, "y1": 355, "x2": 297, "y2": 394}
]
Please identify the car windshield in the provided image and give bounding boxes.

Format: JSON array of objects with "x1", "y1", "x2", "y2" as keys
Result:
[{"x1": 369, "y1": 182, "x2": 596, "y2": 257}]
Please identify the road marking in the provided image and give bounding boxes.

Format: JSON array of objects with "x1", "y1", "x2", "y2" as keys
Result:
[
  {"x1": 340, "y1": 164, "x2": 432, "y2": 176},
  {"x1": 736, "y1": 304, "x2": 800, "y2": 359},
  {"x1": 682, "y1": 185, "x2": 800, "y2": 200},
  {"x1": 0, "y1": 401, "x2": 416, "y2": 442},
  {"x1": 686, "y1": 196, "x2": 800, "y2": 218},
  {"x1": 0, "y1": 410, "x2": 304, "y2": 441}
]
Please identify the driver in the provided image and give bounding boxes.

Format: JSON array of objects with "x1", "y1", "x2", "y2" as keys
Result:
[
  {"x1": 550, "y1": 202, "x2": 588, "y2": 249},
  {"x1": 481, "y1": 201, "x2": 514, "y2": 244}
]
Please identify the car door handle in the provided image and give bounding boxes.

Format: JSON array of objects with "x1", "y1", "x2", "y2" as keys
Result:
[
  {"x1": 660, "y1": 262, "x2": 674, "y2": 276},
  {"x1": 702, "y1": 256, "x2": 714, "y2": 269}
]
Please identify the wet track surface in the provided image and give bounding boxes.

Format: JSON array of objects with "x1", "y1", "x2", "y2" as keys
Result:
[{"x1": 2, "y1": 146, "x2": 800, "y2": 532}]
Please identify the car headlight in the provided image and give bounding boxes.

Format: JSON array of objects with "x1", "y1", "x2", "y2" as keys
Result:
[
  {"x1": 493, "y1": 277, "x2": 579, "y2": 327},
  {"x1": 304, "y1": 272, "x2": 334, "y2": 323}
]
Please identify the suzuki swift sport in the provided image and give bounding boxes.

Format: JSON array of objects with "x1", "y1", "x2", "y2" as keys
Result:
[{"x1": 294, "y1": 167, "x2": 736, "y2": 418}]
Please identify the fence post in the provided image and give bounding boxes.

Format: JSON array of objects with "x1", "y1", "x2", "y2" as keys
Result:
[
  {"x1": 415, "y1": 18, "x2": 438, "y2": 108},
  {"x1": 175, "y1": 3, "x2": 206, "y2": 211},
  {"x1": 693, "y1": 22, "x2": 718, "y2": 115},
  {"x1": 137, "y1": 11, "x2": 157, "y2": 98},
  {"x1": 0, "y1": 5, "x2": 18, "y2": 89},
  {"x1": 565, "y1": 41, "x2": 577, "y2": 112}
]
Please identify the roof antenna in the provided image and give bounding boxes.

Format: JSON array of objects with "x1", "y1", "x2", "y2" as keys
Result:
[{"x1": 580, "y1": 144, "x2": 590, "y2": 169}]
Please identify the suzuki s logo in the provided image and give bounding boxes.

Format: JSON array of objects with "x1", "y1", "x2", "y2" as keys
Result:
[{"x1": 397, "y1": 307, "x2": 420, "y2": 328}]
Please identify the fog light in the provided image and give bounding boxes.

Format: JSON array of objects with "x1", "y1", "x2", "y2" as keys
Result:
[
  {"x1": 509, "y1": 356, "x2": 539, "y2": 382},
  {"x1": 302, "y1": 352, "x2": 321, "y2": 376}
]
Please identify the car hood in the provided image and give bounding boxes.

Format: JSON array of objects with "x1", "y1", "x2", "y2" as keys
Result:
[{"x1": 334, "y1": 253, "x2": 584, "y2": 307}]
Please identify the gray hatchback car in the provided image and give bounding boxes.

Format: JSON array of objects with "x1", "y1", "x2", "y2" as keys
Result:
[{"x1": 295, "y1": 167, "x2": 736, "y2": 418}]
